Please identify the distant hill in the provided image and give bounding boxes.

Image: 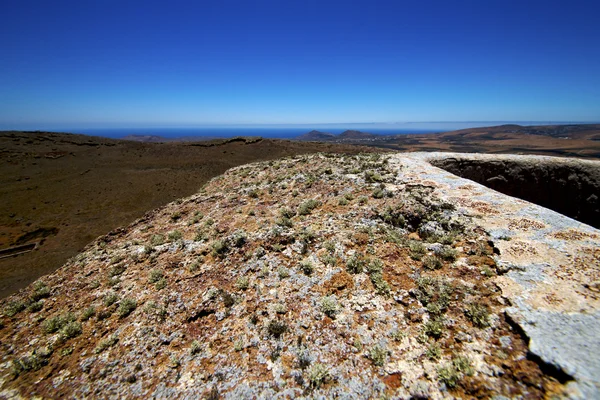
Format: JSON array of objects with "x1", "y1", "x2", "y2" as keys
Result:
[
  {"x1": 296, "y1": 129, "x2": 382, "y2": 141},
  {"x1": 338, "y1": 130, "x2": 379, "y2": 139},
  {"x1": 295, "y1": 130, "x2": 336, "y2": 141}
]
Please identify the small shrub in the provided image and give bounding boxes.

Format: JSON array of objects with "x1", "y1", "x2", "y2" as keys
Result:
[
  {"x1": 60, "y1": 321, "x2": 82, "y2": 339},
  {"x1": 190, "y1": 340, "x2": 202, "y2": 355},
  {"x1": 369, "y1": 344, "x2": 387, "y2": 366},
  {"x1": 118, "y1": 298, "x2": 137, "y2": 318},
  {"x1": 320, "y1": 295, "x2": 339, "y2": 318},
  {"x1": 296, "y1": 347, "x2": 311, "y2": 370},
  {"x1": 298, "y1": 199, "x2": 319, "y2": 216},
  {"x1": 438, "y1": 246, "x2": 458, "y2": 262},
  {"x1": 409, "y1": 241, "x2": 426, "y2": 260},
  {"x1": 364, "y1": 170, "x2": 383, "y2": 183},
  {"x1": 424, "y1": 317, "x2": 444, "y2": 338},
  {"x1": 42, "y1": 313, "x2": 75, "y2": 334},
  {"x1": 170, "y1": 212, "x2": 182, "y2": 222},
  {"x1": 452, "y1": 355, "x2": 474, "y2": 376},
  {"x1": 27, "y1": 301, "x2": 43, "y2": 313},
  {"x1": 438, "y1": 365, "x2": 460, "y2": 388},
  {"x1": 232, "y1": 231, "x2": 247, "y2": 248},
  {"x1": 236, "y1": 276, "x2": 250, "y2": 291},
  {"x1": 346, "y1": 253, "x2": 366, "y2": 274},
  {"x1": 321, "y1": 254, "x2": 336, "y2": 267},
  {"x1": 276, "y1": 216, "x2": 293, "y2": 228},
  {"x1": 308, "y1": 363, "x2": 329, "y2": 389},
  {"x1": 167, "y1": 230, "x2": 182, "y2": 241},
  {"x1": 155, "y1": 278, "x2": 167, "y2": 290},
  {"x1": 103, "y1": 292, "x2": 118, "y2": 307},
  {"x1": 370, "y1": 272, "x2": 390, "y2": 295},
  {"x1": 423, "y1": 255, "x2": 443, "y2": 270},
  {"x1": 338, "y1": 197, "x2": 349, "y2": 206},
  {"x1": 212, "y1": 240, "x2": 229, "y2": 257},
  {"x1": 4, "y1": 300, "x2": 26, "y2": 317},
  {"x1": 81, "y1": 306, "x2": 96, "y2": 321},
  {"x1": 299, "y1": 260, "x2": 314, "y2": 275},
  {"x1": 109, "y1": 264, "x2": 126, "y2": 277},
  {"x1": 426, "y1": 343, "x2": 442, "y2": 360},
  {"x1": 358, "y1": 196, "x2": 368, "y2": 205},
  {"x1": 279, "y1": 207, "x2": 295, "y2": 219},
  {"x1": 372, "y1": 187, "x2": 385, "y2": 199},
  {"x1": 95, "y1": 334, "x2": 119, "y2": 354},
  {"x1": 221, "y1": 291, "x2": 235, "y2": 308},
  {"x1": 31, "y1": 281, "x2": 50, "y2": 301},
  {"x1": 465, "y1": 303, "x2": 490, "y2": 328},
  {"x1": 278, "y1": 267, "x2": 290, "y2": 279},
  {"x1": 151, "y1": 234, "x2": 165, "y2": 246},
  {"x1": 366, "y1": 258, "x2": 384, "y2": 274},
  {"x1": 267, "y1": 320, "x2": 287, "y2": 338}
]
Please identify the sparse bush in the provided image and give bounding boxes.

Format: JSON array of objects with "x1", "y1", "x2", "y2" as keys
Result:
[
  {"x1": 299, "y1": 260, "x2": 314, "y2": 275},
  {"x1": 426, "y1": 343, "x2": 442, "y2": 360},
  {"x1": 104, "y1": 292, "x2": 118, "y2": 307},
  {"x1": 190, "y1": 340, "x2": 202, "y2": 355},
  {"x1": 31, "y1": 281, "x2": 50, "y2": 301},
  {"x1": 298, "y1": 199, "x2": 319, "y2": 216},
  {"x1": 267, "y1": 319, "x2": 287, "y2": 338},
  {"x1": 278, "y1": 267, "x2": 290, "y2": 279},
  {"x1": 438, "y1": 365, "x2": 460, "y2": 388},
  {"x1": 423, "y1": 255, "x2": 443, "y2": 270},
  {"x1": 409, "y1": 241, "x2": 426, "y2": 260},
  {"x1": 118, "y1": 298, "x2": 137, "y2": 318},
  {"x1": 358, "y1": 196, "x2": 368, "y2": 205},
  {"x1": 279, "y1": 207, "x2": 295, "y2": 219},
  {"x1": 372, "y1": 187, "x2": 385, "y2": 199},
  {"x1": 60, "y1": 321, "x2": 82, "y2": 339},
  {"x1": 424, "y1": 317, "x2": 444, "y2": 338},
  {"x1": 438, "y1": 246, "x2": 457, "y2": 261},
  {"x1": 95, "y1": 334, "x2": 119, "y2": 354},
  {"x1": 338, "y1": 197, "x2": 349, "y2": 206},
  {"x1": 170, "y1": 212, "x2": 182, "y2": 222},
  {"x1": 369, "y1": 344, "x2": 387, "y2": 366},
  {"x1": 42, "y1": 312, "x2": 76, "y2": 334},
  {"x1": 321, "y1": 254, "x2": 336, "y2": 267},
  {"x1": 276, "y1": 216, "x2": 293, "y2": 228},
  {"x1": 27, "y1": 301, "x2": 43, "y2": 313},
  {"x1": 346, "y1": 252, "x2": 366, "y2": 274},
  {"x1": 320, "y1": 295, "x2": 339, "y2": 318},
  {"x1": 151, "y1": 234, "x2": 165, "y2": 246},
  {"x1": 308, "y1": 363, "x2": 329, "y2": 388},
  {"x1": 452, "y1": 355, "x2": 474, "y2": 376},
  {"x1": 236, "y1": 276, "x2": 250, "y2": 291},
  {"x1": 364, "y1": 170, "x2": 383, "y2": 183},
  {"x1": 232, "y1": 231, "x2": 247, "y2": 247},
  {"x1": 212, "y1": 240, "x2": 229, "y2": 257},
  {"x1": 167, "y1": 230, "x2": 182, "y2": 241},
  {"x1": 81, "y1": 306, "x2": 96, "y2": 321},
  {"x1": 465, "y1": 303, "x2": 490, "y2": 328},
  {"x1": 109, "y1": 264, "x2": 126, "y2": 277},
  {"x1": 4, "y1": 300, "x2": 26, "y2": 317},
  {"x1": 296, "y1": 347, "x2": 311, "y2": 369},
  {"x1": 148, "y1": 268, "x2": 164, "y2": 283}
]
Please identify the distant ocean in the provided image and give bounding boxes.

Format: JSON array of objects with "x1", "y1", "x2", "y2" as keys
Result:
[{"x1": 70, "y1": 127, "x2": 442, "y2": 140}]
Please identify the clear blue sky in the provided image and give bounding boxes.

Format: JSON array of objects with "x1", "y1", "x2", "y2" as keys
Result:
[{"x1": 1, "y1": 0, "x2": 599, "y2": 129}]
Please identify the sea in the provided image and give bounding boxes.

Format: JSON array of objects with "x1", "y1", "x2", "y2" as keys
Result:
[
  {"x1": 50, "y1": 121, "x2": 571, "y2": 140},
  {"x1": 68, "y1": 126, "x2": 444, "y2": 140}
]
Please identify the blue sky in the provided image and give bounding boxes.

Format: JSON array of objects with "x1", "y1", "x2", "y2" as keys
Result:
[{"x1": 1, "y1": 0, "x2": 599, "y2": 129}]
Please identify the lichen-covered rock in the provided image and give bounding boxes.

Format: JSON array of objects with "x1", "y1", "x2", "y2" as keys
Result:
[{"x1": 0, "y1": 152, "x2": 598, "y2": 399}]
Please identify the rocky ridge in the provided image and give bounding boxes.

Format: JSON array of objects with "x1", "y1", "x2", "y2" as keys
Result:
[{"x1": 0, "y1": 152, "x2": 599, "y2": 399}]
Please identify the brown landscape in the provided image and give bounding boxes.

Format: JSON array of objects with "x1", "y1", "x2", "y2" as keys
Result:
[
  {"x1": 298, "y1": 124, "x2": 600, "y2": 159},
  {"x1": 2, "y1": 124, "x2": 600, "y2": 299},
  {"x1": 0, "y1": 131, "x2": 380, "y2": 298}
]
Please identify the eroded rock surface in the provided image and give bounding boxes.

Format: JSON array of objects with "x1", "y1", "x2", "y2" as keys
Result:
[{"x1": 0, "y1": 152, "x2": 598, "y2": 399}]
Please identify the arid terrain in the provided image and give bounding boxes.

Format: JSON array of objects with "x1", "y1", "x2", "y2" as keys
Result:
[
  {"x1": 297, "y1": 124, "x2": 600, "y2": 159},
  {"x1": 1, "y1": 152, "x2": 598, "y2": 398},
  {"x1": 0, "y1": 131, "x2": 380, "y2": 298}
]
